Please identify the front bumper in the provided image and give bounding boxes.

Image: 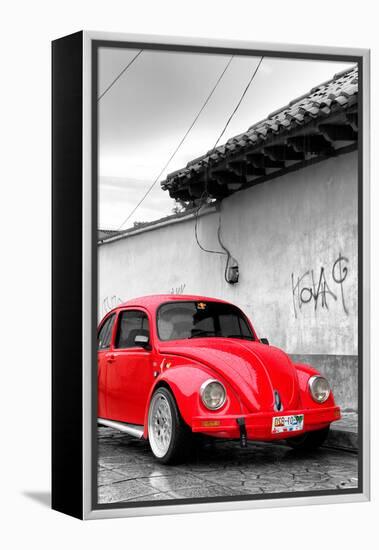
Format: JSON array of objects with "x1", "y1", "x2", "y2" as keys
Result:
[{"x1": 192, "y1": 406, "x2": 341, "y2": 440}]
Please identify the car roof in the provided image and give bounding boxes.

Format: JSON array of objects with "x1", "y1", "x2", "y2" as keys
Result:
[{"x1": 113, "y1": 294, "x2": 230, "y2": 311}]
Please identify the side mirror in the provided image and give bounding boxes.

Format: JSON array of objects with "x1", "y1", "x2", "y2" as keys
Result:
[
  {"x1": 260, "y1": 337, "x2": 269, "y2": 345},
  {"x1": 134, "y1": 334, "x2": 150, "y2": 349}
]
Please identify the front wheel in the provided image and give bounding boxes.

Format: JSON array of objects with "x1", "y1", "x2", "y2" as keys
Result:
[
  {"x1": 286, "y1": 426, "x2": 330, "y2": 451},
  {"x1": 148, "y1": 387, "x2": 192, "y2": 464}
]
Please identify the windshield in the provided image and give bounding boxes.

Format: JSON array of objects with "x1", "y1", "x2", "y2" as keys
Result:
[{"x1": 157, "y1": 301, "x2": 254, "y2": 342}]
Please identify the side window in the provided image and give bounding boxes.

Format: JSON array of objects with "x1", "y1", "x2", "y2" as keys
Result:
[
  {"x1": 115, "y1": 310, "x2": 150, "y2": 349},
  {"x1": 98, "y1": 314, "x2": 115, "y2": 350}
]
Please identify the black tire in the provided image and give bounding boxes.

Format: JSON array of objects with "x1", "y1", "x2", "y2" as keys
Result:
[
  {"x1": 286, "y1": 426, "x2": 330, "y2": 451},
  {"x1": 148, "y1": 387, "x2": 193, "y2": 465}
]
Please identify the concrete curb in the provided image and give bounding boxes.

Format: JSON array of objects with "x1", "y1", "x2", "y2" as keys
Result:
[
  {"x1": 327, "y1": 427, "x2": 358, "y2": 451},
  {"x1": 326, "y1": 413, "x2": 358, "y2": 451}
]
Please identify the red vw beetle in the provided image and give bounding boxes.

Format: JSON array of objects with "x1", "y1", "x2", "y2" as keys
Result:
[{"x1": 98, "y1": 294, "x2": 340, "y2": 464}]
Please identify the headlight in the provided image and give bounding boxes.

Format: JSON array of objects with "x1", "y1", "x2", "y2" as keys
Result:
[
  {"x1": 308, "y1": 375, "x2": 330, "y2": 403},
  {"x1": 200, "y1": 379, "x2": 226, "y2": 410}
]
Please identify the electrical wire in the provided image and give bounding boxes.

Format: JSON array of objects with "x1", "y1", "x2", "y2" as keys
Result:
[
  {"x1": 212, "y1": 56, "x2": 263, "y2": 150},
  {"x1": 195, "y1": 196, "x2": 237, "y2": 283},
  {"x1": 116, "y1": 55, "x2": 235, "y2": 231},
  {"x1": 217, "y1": 221, "x2": 235, "y2": 283},
  {"x1": 194, "y1": 192, "x2": 226, "y2": 256},
  {"x1": 194, "y1": 56, "x2": 264, "y2": 282},
  {"x1": 98, "y1": 50, "x2": 143, "y2": 101}
]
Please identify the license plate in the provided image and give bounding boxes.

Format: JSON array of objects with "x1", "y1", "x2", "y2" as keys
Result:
[{"x1": 272, "y1": 414, "x2": 304, "y2": 434}]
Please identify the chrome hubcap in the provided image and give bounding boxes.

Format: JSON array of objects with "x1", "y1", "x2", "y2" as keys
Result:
[{"x1": 148, "y1": 393, "x2": 173, "y2": 458}]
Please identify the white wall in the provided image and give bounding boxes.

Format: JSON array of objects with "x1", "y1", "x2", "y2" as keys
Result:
[{"x1": 99, "y1": 151, "x2": 358, "y2": 357}]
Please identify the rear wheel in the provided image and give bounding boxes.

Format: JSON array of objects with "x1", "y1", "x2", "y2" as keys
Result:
[
  {"x1": 148, "y1": 387, "x2": 192, "y2": 464},
  {"x1": 286, "y1": 426, "x2": 330, "y2": 451}
]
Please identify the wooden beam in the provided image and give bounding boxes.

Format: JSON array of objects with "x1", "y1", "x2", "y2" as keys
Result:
[
  {"x1": 207, "y1": 179, "x2": 229, "y2": 199},
  {"x1": 247, "y1": 153, "x2": 285, "y2": 169},
  {"x1": 167, "y1": 142, "x2": 357, "y2": 201},
  {"x1": 188, "y1": 182, "x2": 205, "y2": 198},
  {"x1": 287, "y1": 135, "x2": 333, "y2": 155},
  {"x1": 346, "y1": 112, "x2": 358, "y2": 132},
  {"x1": 246, "y1": 165, "x2": 265, "y2": 177},
  {"x1": 318, "y1": 123, "x2": 358, "y2": 142},
  {"x1": 226, "y1": 161, "x2": 246, "y2": 176},
  {"x1": 211, "y1": 169, "x2": 246, "y2": 186},
  {"x1": 264, "y1": 145, "x2": 304, "y2": 161},
  {"x1": 225, "y1": 161, "x2": 267, "y2": 178},
  {"x1": 226, "y1": 182, "x2": 244, "y2": 191},
  {"x1": 170, "y1": 189, "x2": 191, "y2": 201}
]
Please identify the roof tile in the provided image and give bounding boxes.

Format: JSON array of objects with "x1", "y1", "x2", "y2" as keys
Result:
[{"x1": 163, "y1": 65, "x2": 358, "y2": 188}]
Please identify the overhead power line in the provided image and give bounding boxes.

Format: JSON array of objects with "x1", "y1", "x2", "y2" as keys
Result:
[
  {"x1": 116, "y1": 55, "x2": 235, "y2": 231},
  {"x1": 98, "y1": 50, "x2": 143, "y2": 101},
  {"x1": 212, "y1": 56, "x2": 264, "y2": 150}
]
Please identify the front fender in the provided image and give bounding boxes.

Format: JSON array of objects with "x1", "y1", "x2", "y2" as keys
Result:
[
  {"x1": 143, "y1": 363, "x2": 243, "y2": 438},
  {"x1": 294, "y1": 363, "x2": 336, "y2": 408}
]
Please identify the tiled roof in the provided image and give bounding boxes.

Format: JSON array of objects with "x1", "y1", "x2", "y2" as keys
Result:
[{"x1": 162, "y1": 65, "x2": 358, "y2": 200}]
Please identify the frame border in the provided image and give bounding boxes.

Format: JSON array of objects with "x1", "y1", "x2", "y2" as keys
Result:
[
  {"x1": 52, "y1": 30, "x2": 84, "y2": 519},
  {"x1": 82, "y1": 31, "x2": 370, "y2": 520}
]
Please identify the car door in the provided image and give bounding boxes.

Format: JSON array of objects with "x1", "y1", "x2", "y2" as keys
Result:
[
  {"x1": 97, "y1": 313, "x2": 116, "y2": 419},
  {"x1": 106, "y1": 308, "x2": 154, "y2": 425}
]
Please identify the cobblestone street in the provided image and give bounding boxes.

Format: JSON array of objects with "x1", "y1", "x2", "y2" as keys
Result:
[{"x1": 97, "y1": 427, "x2": 358, "y2": 504}]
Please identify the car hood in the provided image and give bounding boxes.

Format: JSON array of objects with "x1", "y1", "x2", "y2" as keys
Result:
[{"x1": 160, "y1": 338, "x2": 300, "y2": 412}]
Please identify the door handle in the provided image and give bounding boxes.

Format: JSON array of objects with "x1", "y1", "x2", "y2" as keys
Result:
[{"x1": 106, "y1": 354, "x2": 115, "y2": 364}]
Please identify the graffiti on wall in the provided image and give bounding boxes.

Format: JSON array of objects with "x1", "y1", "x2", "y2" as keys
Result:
[
  {"x1": 169, "y1": 283, "x2": 186, "y2": 295},
  {"x1": 102, "y1": 295, "x2": 123, "y2": 316},
  {"x1": 291, "y1": 253, "x2": 349, "y2": 318}
]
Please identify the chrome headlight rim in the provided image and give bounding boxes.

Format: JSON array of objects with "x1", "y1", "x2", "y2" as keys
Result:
[
  {"x1": 308, "y1": 375, "x2": 331, "y2": 403},
  {"x1": 200, "y1": 379, "x2": 227, "y2": 411}
]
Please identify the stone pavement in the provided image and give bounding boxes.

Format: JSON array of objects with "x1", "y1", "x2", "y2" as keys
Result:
[{"x1": 97, "y1": 425, "x2": 358, "y2": 504}]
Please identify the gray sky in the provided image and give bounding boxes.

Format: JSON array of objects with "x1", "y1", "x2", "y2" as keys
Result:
[{"x1": 98, "y1": 47, "x2": 354, "y2": 230}]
